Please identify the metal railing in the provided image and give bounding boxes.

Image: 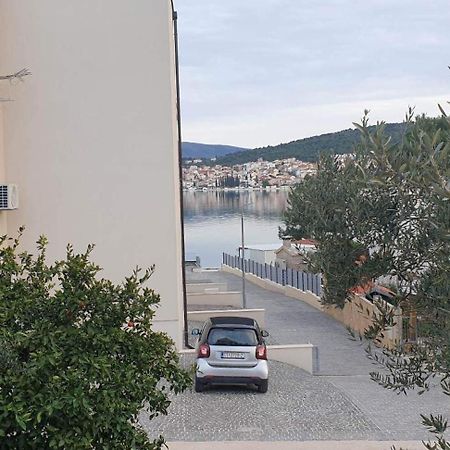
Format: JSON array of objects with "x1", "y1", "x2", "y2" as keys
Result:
[{"x1": 222, "y1": 253, "x2": 323, "y2": 297}]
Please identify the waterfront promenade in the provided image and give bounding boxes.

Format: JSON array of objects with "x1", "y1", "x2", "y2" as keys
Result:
[{"x1": 141, "y1": 269, "x2": 449, "y2": 444}]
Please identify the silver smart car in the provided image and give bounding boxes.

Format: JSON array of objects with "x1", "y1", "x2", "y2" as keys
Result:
[{"x1": 192, "y1": 316, "x2": 269, "y2": 393}]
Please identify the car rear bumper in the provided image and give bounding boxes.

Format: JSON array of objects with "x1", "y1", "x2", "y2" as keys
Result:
[
  {"x1": 196, "y1": 358, "x2": 268, "y2": 382},
  {"x1": 199, "y1": 375, "x2": 266, "y2": 386}
]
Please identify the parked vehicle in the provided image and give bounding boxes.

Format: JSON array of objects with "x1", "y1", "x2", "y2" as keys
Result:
[
  {"x1": 365, "y1": 285, "x2": 395, "y2": 304},
  {"x1": 192, "y1": 316, "x2": 269, "y2": 393}
]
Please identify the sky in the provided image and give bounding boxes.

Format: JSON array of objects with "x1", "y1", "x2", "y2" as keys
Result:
[{"x1": 175, "y1": 0, "x2": 450, "y2": 148}]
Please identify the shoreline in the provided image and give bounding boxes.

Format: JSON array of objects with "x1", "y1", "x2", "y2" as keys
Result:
[{"x1": 182, "y1": 186, "x2": 292, "y2": 192}]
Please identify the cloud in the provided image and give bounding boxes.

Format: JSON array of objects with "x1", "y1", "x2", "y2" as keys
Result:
[
  {"x1": 183, "y1": 94, "x2": 449, "y2": 148},
  {"x1": 175, "y1": 0, "x2": 450, "y2": 147}
]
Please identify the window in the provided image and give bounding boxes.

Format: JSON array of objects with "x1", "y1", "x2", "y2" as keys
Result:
[{"x1": 207, "y1": 328, "x2": 258, "y2": 346}]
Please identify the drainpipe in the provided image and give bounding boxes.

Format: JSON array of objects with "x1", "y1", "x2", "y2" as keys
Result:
[{"x1": 170, "y1": 1, "x2": 191, "y2": 349}]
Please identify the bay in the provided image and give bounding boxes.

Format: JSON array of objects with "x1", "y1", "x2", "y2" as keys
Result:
[{"x1": 183, "y1": 190, "x2": 289, "y2": 267}]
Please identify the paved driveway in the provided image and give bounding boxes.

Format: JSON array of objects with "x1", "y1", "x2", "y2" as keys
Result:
[
  {"x1": 141, "y1": 357, "x2": 379, "y2": 442},
  {"x1": 140, "y1": 270, "x2": 450, "y2": 442},
  {"x1": 167, "y1": 441, "x2": 426, "y2": 450}
]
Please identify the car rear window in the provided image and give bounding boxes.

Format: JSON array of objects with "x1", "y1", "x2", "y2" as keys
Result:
[{"x1": 207, "y1": 327, "x2": 258, "y2": 346}]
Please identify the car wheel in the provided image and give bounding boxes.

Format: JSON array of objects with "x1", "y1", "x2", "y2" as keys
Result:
[
  {"x1": 194, "y1": 376, "x2": 204, "y2": 393},
  {"x1": 257, "y1": 379, "x2": 268, "y2": 393}
]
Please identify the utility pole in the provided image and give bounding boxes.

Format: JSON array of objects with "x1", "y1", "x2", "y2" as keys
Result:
[{"x1": 241, "y1": 208, "x2": 246, "y2": 309}]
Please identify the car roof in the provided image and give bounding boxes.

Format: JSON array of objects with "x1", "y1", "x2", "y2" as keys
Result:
[{"x1": 209, "y1": 316, "x2": 258, "y2": 327}]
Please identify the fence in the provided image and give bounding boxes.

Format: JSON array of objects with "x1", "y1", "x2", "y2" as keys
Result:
[{"x1": 222, "y1": 253, "x2": 323, "y2": 297}]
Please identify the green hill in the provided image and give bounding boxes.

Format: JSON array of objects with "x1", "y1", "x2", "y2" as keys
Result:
[
  {"x1": 182, "y1": 142, "x2": 249, "y2": 159},
  {"x1": 214, "y1": 122, "x2": 406, "y2": 165}
]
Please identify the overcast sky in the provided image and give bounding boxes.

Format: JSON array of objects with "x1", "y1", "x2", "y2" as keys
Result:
[{"x1": 175, "y1": 0, "x2": 450, "y2": 148}]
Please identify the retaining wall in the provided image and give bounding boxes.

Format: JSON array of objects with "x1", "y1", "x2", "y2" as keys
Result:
[
  {"x1": 268, "y1": 344, "x2": 318, "y2": 374},
  {"x1": 187, "y1": 308, "x2": 266, "y2": 327},
  {"x1": 187, "y1": 291, "x2": 242, "y2": 308},
  {"x1": 186, "y1": 283, "x2": 228, "y2": 294},
  {"x1": 180, "y1": 343, "x2": 318, "y2": 375},
  {"x1": 326, "y1": 294, "x2": 402, "y2": 348}
]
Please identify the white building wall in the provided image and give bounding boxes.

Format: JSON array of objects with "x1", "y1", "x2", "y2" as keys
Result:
[
  {"x1": 0, "y1": 0, "x2": 185, "y2": 348},
  {"x1": 246, "y1": 248, "x2": 277, "y2": 265},
  {"x1": 246, "y1": 249, "x2": 265, "y2": 264},
  {"x1": 264, "y1": 251, "x2": 277, "y2": 265}
]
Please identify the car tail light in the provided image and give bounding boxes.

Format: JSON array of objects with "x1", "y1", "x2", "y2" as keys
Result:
[
  {"x1": 256, "y1": 345, "x2": 267, "y2": 360},
  {"x1": 198, "y1": 343, "x2": 210, "y2": 358}
]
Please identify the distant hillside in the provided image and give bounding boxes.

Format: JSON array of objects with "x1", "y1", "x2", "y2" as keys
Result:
[
  {"x1": 182, "y1": 142, "x2": 249, "y2": 159},
  {"x1": 214, "y1": 123, "x2": 406, "y2": 166}
]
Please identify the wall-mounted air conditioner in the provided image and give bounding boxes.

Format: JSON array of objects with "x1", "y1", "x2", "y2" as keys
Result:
[{"x1": 0, "y1": 184, "x2": 19, "y2": 210}]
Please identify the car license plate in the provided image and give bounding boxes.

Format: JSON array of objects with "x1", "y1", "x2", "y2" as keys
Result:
[{"x1": 221, "y1": 352, "x2": 245, "y2": 359}]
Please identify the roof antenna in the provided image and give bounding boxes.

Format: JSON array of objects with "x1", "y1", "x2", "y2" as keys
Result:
[{"x1": 0, "y1": 68, "x2": 31, "y2": 102}]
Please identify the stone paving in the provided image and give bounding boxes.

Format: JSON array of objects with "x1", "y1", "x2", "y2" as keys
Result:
[
  {"x1": 141, "y1": 356, "x2": 381, "y2": 442},
  {"x1": 167, "y1": 442, "x2": 426, "y2": 450},
  {"x1": 140, "y1": 269, "x2": 450, "y2": 442}
]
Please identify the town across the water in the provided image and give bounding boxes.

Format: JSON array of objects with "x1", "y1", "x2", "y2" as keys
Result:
[{"x1": 183, "y1": 158, "x2": 317, "y2": 190}]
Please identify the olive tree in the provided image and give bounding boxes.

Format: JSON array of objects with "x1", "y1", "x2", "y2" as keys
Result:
[
  {"x1": 0, "y1": 228, "x2": 191, "y2": 449},
  {"x1": 281, "y1": 108, "x2": 450, "y2": 449}
]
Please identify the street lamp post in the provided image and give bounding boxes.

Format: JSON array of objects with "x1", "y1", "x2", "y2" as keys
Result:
[{"x1": 241, "y1": 208, "x2": 246, "y2": 309}]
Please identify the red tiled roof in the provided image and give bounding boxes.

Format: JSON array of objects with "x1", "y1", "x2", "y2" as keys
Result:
[
  {"x1": 293, "y1": 239, "x2": 317, "y2": 246},
  {"x1": 350, "y1": 281, "x2": 374, "y2": 294}
]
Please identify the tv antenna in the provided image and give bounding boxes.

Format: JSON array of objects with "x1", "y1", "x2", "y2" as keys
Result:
[{"x1": 0, "y1": 68, "x2": 31, "y2": 102}]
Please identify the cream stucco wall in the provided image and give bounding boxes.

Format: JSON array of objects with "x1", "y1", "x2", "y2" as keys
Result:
[
  {"x1": 0, "y1": 0, "x2": 185, "y2": 347},
  {"x1": 0, "y1": 107, "x2": 7, "y2": 235}
]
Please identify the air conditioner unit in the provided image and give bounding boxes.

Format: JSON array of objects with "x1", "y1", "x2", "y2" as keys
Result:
[{"x1": 0, "y1": 184, "x2": 19, "y2": 210}]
